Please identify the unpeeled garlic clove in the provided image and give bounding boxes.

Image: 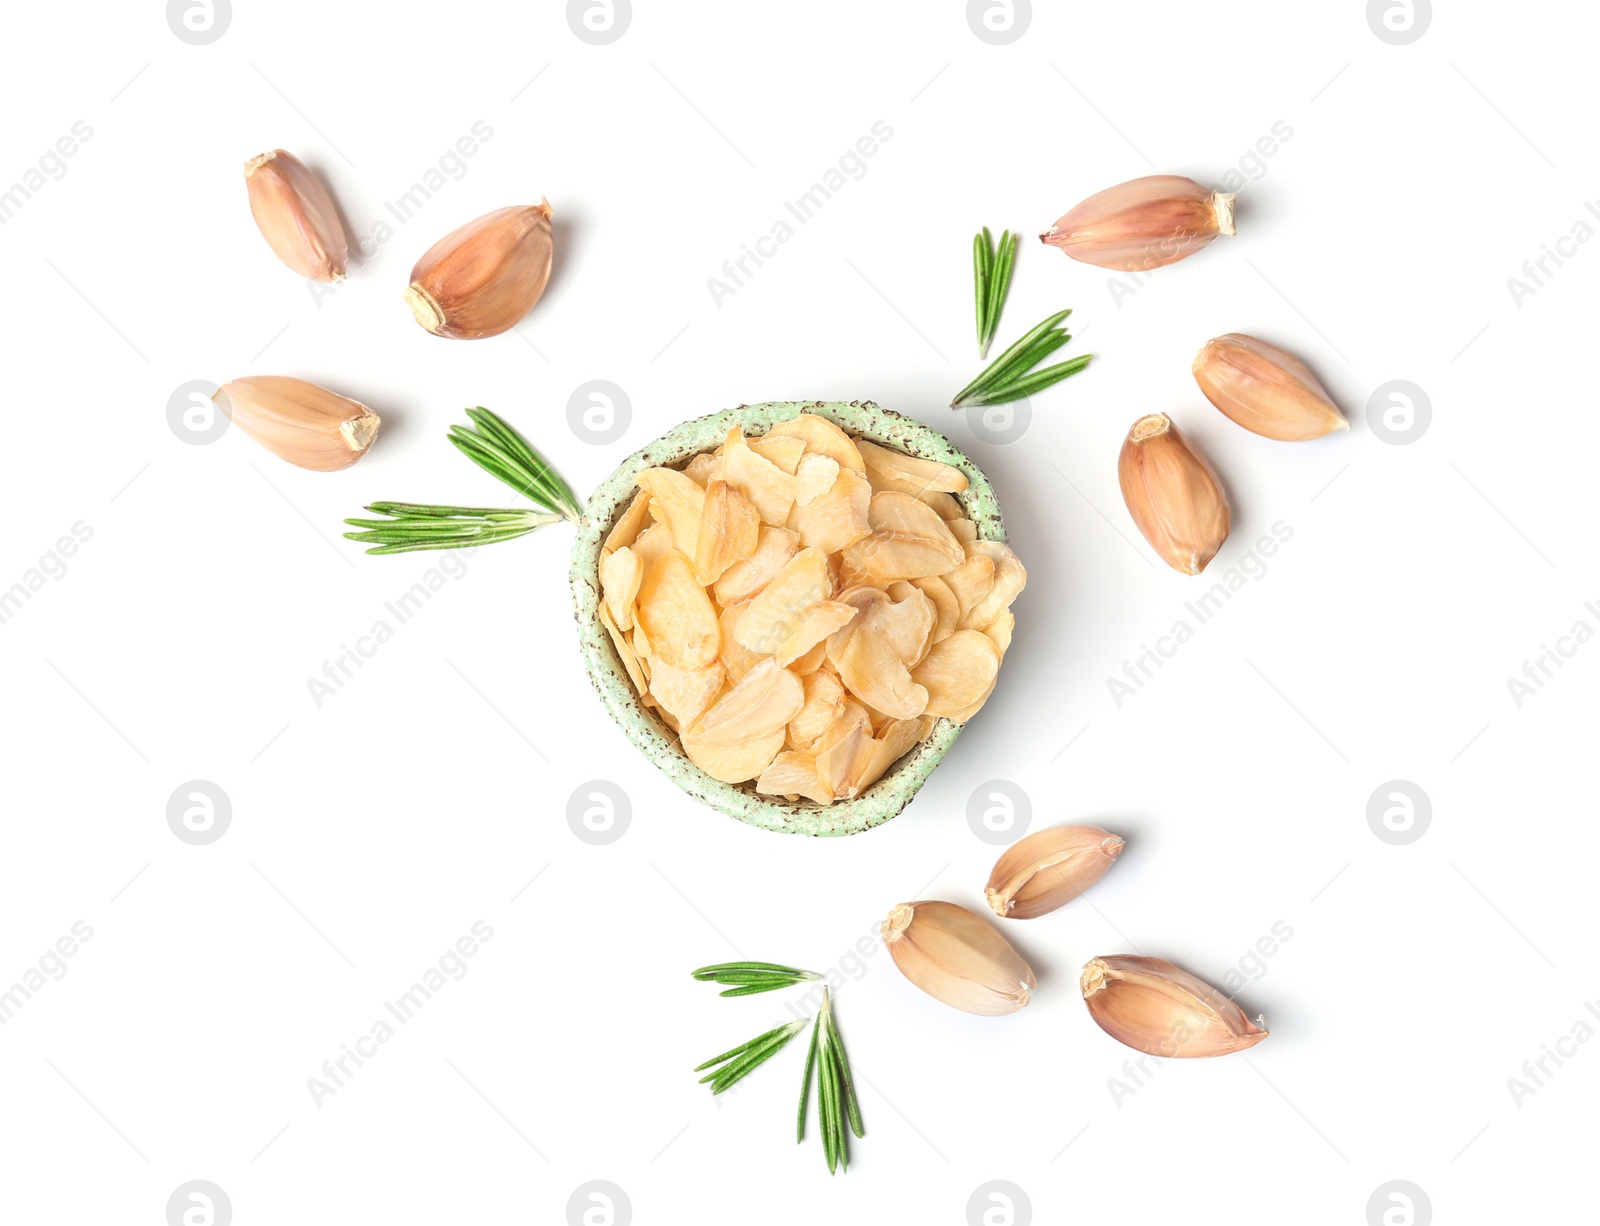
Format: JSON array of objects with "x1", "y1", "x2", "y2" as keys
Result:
[
  {"x1": 214, "y1": 376, "x2": 379, "y2": 472},
  {"x1": 1081, "y1": 955, "x2": 1267, "y2": 1058},
  {"x1": 986, "y1": 824, "x2": 1124, "y2": 920},
  {"x1": 403, "y1": 201, "x2": 554, "y2": 339},
  {"x1": 1041, "y1": 175, "x2": 1234, "y2": 271},
  {"x1": 880, "y1": 900, "x2": 1035, "y2": 1016},
  {"x1": 244, "y1": 150, "x2": 349, "y2": 283},
  {"x1": 1118, "y1": 413, "x2": 1230, "y2": 576},
  {"x1": 1193, "y1": 333, "x2": 1348, "y2": 441}
]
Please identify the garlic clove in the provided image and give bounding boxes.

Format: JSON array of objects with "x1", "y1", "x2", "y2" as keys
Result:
[
  {"x1": 986, "y1": 824, "x2": 1124, "y2": 919},
  {"x1": 214, "y1": 376, "x2": 379, "y2": 472},
  {"x1": 1081, "y1": 955, "x2": 1267, "y2": 1058},
  {"x1": 1193, "y1": 333, "x2": 1349, "y2": 441},
  {"x1": 403, "y1": 201, "x2": 554, "y2": 339},
  {"x1": 1040, "y1": 175, "x2": 1234, "y2": 271},
  {"x1": 881, "y1": 900, "x2": 1035, "y2": 1016},
  {"x1": 1118, "y1": 413, "x2": 1230, "y2": 575},
  {"x1": 243, "y1": 150, "x2": 349, "y2": 283}
]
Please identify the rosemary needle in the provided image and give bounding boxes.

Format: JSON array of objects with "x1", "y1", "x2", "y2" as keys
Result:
[
  {"x1": 951, "y1": 307, "x2": 1093, "y2": 410},
  {"x1": 695, "y1": 1020, "x2": 807, "y2": 1093},
  {"x1": 826, "y1": 1003, "x2": 864, "y2": 1139},
  {"x1": 979, "y1": 354, "x2": 1095, "y2": 404},
  {"x1": 692, "y1": 961, "x2": 821, "y2": 978},
  {"x1": 973, "y1": 225, "x2": 1018, "y2": 359},
  {"x1": 984, "y1": 230, "x2": 1016, "y2": 358},
  {"x1": 797, "y1": 1012, "x2": 820, "y2": 1143},
  {"x1": 342, "y1": 407, "x2": 583, "y2": 555},
  {"x1": 692, "y1": 961, "x2": 822, "y2": 996},
  {"x1": 694, "y1": 1024, "x2": 797, "y2": 1072},
  {"x1": 973, "y1": 230, "x2": 990, "y2": 355},
  {"x1": 820, "y1": 1025, "x2": 845, "y2": 1172}
]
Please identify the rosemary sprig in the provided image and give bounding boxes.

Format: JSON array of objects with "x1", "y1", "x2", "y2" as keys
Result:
[
  {"x1": 449, "y1": 407, "x2": 584, "y2": 522},
  {"x1": 694, "y1": 1019, "x2": 809, "y2": 1094},
  {"x1": 691, "y1": 961, "x2": 865, "y2": 1173},
  {"x1": 342, "y1": 503, "x2": 564, "y2": 554},
  {"x1": 972, "y1": 226, "x2": 1017, "y2": 359},
  {"x1": 692, "y1": 960, "x2": 823, "y2": 998},
  {"x1": 343, "y1": 407, "x2": 583, "y2": 555},
  {"x1": 796, "y1": 987, "x2": 863, "y2": 1174},
  {"x1": 950, "y1": 307, "x2": 1094, "y2": 410}
]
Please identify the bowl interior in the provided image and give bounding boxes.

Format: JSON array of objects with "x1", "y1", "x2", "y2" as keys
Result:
[{"x1": 568, "y1": 401, "x2": 1008, "y2": 836}]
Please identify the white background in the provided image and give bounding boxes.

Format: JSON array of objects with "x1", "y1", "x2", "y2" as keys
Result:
[{"x1": 1, "y1": 2, "x2": 1592, "y2": 1223}]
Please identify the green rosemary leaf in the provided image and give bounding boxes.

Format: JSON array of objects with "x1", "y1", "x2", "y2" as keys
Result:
[
  {"x1": 703, "y1": 1022, "x2": 804, "y2": 1093},
  {"x1": 982, "y1": 328, "x2": 1071, "y2": 391},
  {"x1": 717, "y1": 982, "x2": 804, "y2": 998},
  {"x1": 343, "y1": 524, "x2": 491, "y2": 543},
  {"x1": 354, "y1": 531, "x2": 539, "y2": 556},
  {"x1": 362, "y1": 501, "x2": 520, "y2": 519},
  {"x1": 699, "y1": 972, "x2": 808, "y2": 986},
  {"x1": 452, "y1": 427, "x2": 556, "y2": 511},
  {"x1": 343, "y1": 404, "x2": 584, "y2": 558},
  {"x1": 981, "y1": 229, "x2": 1017, "y2": 358},
  {"x1": 951, "y1": 308, "x2": 1073, "y2": 407},
  {"x1": 448, "y1": 429, "x2": 566, "y2": 513},
  {"x1": 446, "y1": 431, "x2": 561, "y2": 513},
  {"x1": 820, "y1": 1030, "x2": 846, "y2": 1173},
  {"x1": 817, "y1": 1023, "x2": 840, "y2": 1173},
  {"x1": 797, "y1": 1012, "x2": 820, "y2": 1143},
  {"x1": 466, "y1": 407, "x2": 582, "y2": 519},
  {"x1": 343, "y1": 524, "x2": 521, "y2": 543},
  {"x1": 978, "y1": 354, "x2": 1096, "y2": 405},
  {"x1": 986, "y1": 306, "x2": 1071, "y2": 377},
  {"x1": 692, "y1": 961, "x2": 820, "y2": 979},
  {"x1": 826, "y1": 1009, "x2": 864, "y2": 1139},
  {"x1": 480, "y1": 406, "x2": 582, "y2": 512},
  {"x1": 341, "y1": 503, "x2": 561, "y2": 554},
  {"x1": 344, "y1": 517, "x2": 505, "y2": 536},
  {"x1": 693, "y1": 1023, "x2": 794, "y2": 1072},
  {"x1": 973, "y1": 230, "x2": 991, "y2": 356},
  {"x1": 463, "y1": 407, "x2": 538, "y2": 470}
]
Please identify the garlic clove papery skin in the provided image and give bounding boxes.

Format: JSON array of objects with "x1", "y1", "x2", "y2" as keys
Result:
[
  {"x1": 1117, "y1": 413, "x2": 1231, "y2": 576},
  {"x1": 244, "y1": 150, "x2": 349, "y2": 284},
  {"x1": 881, "y1": 900, "x2": 1036, "y2": 1016},
  {"x1": 1192, "y1": 333, "x2": 1349, "y2": 441},
  {"x1": 1040, "y1": 175, "x2": 1234, "y2": 271},
  {"x1": 986, "y1": 824, "x2": 1124, "y2": 919},
  {"x1": 214, "y1": 376, "x2": 380, "y2": 472},
  {"x1": 1081, "y1": 955, "x2": 1267, "y2": 1058},
  {"x1": 403, "y1": 201, "x2": 554, "y2": 339}
]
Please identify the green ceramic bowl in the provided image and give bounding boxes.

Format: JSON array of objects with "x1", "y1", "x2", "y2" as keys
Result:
[{"x1": 569, "y1": 401, "x2": 1009, "y2": 836}]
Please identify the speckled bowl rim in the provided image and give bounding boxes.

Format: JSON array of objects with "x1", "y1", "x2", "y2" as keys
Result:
[{"x1": 568, "y1": 401, "x2": 1008, "y2": 836}]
